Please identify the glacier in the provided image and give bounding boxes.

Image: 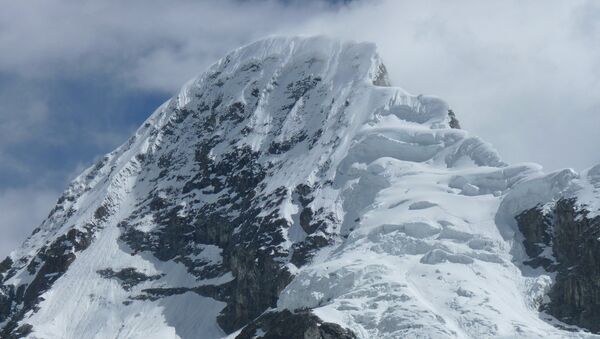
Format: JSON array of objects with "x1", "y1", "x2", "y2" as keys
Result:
[{"x1": 0, "y1": 36, "x2": 599, "y2": 338}]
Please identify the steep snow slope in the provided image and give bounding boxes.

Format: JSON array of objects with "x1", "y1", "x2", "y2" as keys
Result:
[{"x1": 0, "y1": 36, "x2": 599, "y2": 338}]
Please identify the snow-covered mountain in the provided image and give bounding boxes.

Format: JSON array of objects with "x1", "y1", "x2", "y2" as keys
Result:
[{"x1": 1, "y1": 36, "x2": 600, "y2": 339}]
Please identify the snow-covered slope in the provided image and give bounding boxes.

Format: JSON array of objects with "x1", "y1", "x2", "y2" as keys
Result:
[{"x1": 1, "y1": 36, "x2": 599, "y2": 339}]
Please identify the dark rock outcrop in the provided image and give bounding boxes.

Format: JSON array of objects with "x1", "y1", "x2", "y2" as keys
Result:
[
  {"x1": 0, "y1": 257, "x2": 12, "y2": 275},
  {"x1": 448, "y1": 109, "x2": 461, "y2": 129},
  {"x1": 97, "y1": 267, "x2": 163, "y2": 291},
  {"x1": 236, "y1": 309, "x2": 357, "y2": 339},
  {"x1": 517, "y1": 198, "x2": 600, "y2": 332},
  {"x1": 0, "y1": 227, "x2": 94, "y2": 338},
  {"x1": 372, "y1": 64, "x2": 391, "y2": 87}
]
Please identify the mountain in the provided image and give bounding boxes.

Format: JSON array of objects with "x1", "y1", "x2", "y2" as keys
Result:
[{"x1": 1, "y1": 36, "x2": 600, "y2": 339}]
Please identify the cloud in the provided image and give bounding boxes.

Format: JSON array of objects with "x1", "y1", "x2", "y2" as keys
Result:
[
  {"x1": 293, "y1": 0, "x2": 600, "y2": 171},
  {"x1": 0, "y1": 0, "x2": 341, "y2": 91},
  {"x1": 0, "y1": 187, "x2": 59, "y2": 259}
]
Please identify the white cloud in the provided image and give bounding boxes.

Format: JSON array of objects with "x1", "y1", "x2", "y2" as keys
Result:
[
  {"x1": 0, "y1": 0, "x2": 339, "y2": 91},
  {"x1": 0, "y1": 85, "x2": 51, "y2": 174},
  {"x1": 292, "y1": 0, "x2": 600, "y2": 171},
  {"x1": 0, "y1": 188, "x2": 59, "y2": 258}
]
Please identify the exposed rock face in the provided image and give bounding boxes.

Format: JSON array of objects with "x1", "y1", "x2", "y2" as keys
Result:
[
  {"x1": 236, "y1": 310, "x2": 357, "y2": 339},
  {"x1": 96, "y1": 268, "x2": 163, "y2": 291},
  {"x1": 447, "y1": 109, "x2": 461, "y2": 129},
  {"x1": 516, "y1": 207, "x2": 555, "y2": 270},
  {"x1": 517, "y1": 198, "x2": 600, "y2": 332},
  {"x1": 371, "y1": 63, "x2": 391, "y2": 87}
]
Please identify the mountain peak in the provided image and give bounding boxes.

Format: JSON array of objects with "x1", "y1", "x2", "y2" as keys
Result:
[{"x1": 1, "y1": 36, "x2": 600, "y2": 338}]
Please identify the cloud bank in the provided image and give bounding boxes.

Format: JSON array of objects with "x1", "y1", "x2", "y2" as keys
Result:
[
  {"x1": 300, "y1": 0, "x2": 600, "y2": 171},
  {"x1": 0, "y1": 188, "x2": 58, "y2": 257},
  {"x1": 1, "y1": 0, "x2": 599, "y2": 256}
]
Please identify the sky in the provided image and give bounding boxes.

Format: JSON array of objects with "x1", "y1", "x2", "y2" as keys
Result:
[{"x1": 1, "y1": 0, "x2": 599, "y2": 257}]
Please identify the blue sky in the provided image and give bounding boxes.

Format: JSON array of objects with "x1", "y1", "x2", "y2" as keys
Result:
[
  {"x1": 1, "y1": 0, "x2": 599, "y2": 257},
  {"x1": 0, "y1": 73, "x2": 164, "y2": 189},
  {"x1": 0, "y1": 0, "x2": 346, "y2": 192}
]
